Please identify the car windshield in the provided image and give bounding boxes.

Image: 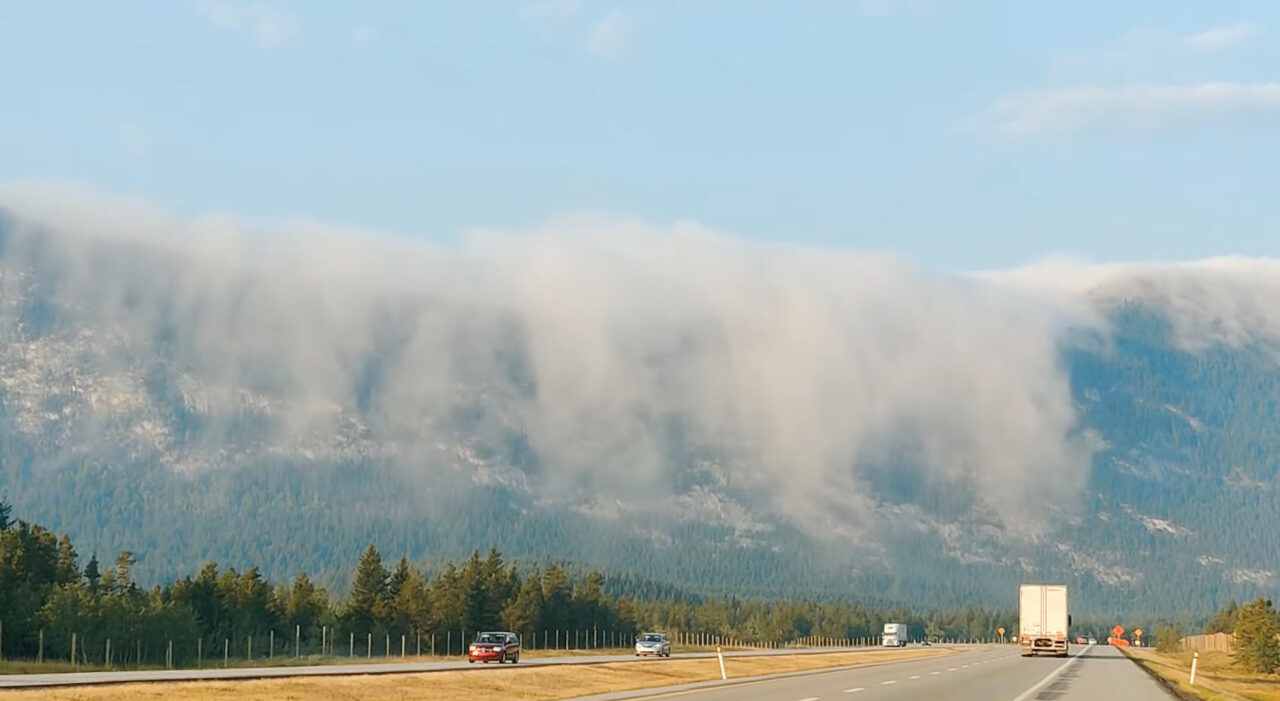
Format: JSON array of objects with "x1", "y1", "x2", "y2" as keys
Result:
[
  {"x1": 478, "y1": 634, "x2": 502, "y2": 644},
  {"x1": 640, "y1": 635, "x2": 662, "y2": 642}
]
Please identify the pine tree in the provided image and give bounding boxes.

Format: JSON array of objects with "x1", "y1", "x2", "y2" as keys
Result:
[
  {"x1": 113, "y1": 551, "x2": 136, "y2": 596},
  {"x1": 83, "y1": 555, "x2": 101, "y2": 593},
  {"x1": 542, "y1": 565, "x2": 572, "y2": 631},
  {"x1": 390, "y1": 564, "x2": 429, "y2": 637},
  {"x1": 1204, "y1": 600, "x2": 1239, "y2": 634},
  {"x1": 0, "y1": 498, "x2": 10, "y2": 530},
  {"x1": 347, "y1": 544, "x2": 390, "y2": 632},
  {"x1": 389, "y1": 556, "x2": 413, "y2": 601},
  {"x1": 1235, "y1": 598, "x2": 1280, "y2": 674},
  {"x1": 503, "y1": 570, "x2": 544, "y2": 638},
  {"x1": 54, "y1": 534, "x2": 79, "y2": 585}
]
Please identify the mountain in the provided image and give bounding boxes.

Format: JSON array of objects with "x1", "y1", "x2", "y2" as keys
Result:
[{"x1": 1, "y1": 197, "x2": 1278, "y2": 617}]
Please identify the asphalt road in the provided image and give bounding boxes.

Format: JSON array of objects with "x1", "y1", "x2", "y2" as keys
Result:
[
  {"x1": 571, "y1": 644, "x2": 1174, "y2": 701},
  {"x1": 0, "y1": 645, "x2": 882, "y2": 689}
]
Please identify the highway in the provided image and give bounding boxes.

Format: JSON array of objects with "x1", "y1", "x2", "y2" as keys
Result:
[
  {"x1": 0, "y1": 645, "x2": 878, "y2": 689},
  {"x1": 572, "y1": 644, "x2": 1175, "y2": 701}
]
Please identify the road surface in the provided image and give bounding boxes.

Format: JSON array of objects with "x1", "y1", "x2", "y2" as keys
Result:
[
  {"x1": 572, "y1": 644, "x2": 1174, "y2": 701},
  {"x1": 0, "y1": 645, "x2": 888, "y2": 689}
]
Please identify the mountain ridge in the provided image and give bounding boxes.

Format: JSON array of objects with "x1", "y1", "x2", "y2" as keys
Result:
[{"x1": 1, "y1": 202, "x2": 1278, "y2": 616}]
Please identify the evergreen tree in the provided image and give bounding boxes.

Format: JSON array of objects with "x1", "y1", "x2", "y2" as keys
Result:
[
  {"x1": 347, "y1": 543, "x2": 389, "y2": 632},
  {"x1": 1203, "y1": 600, "x2": 1239, "y2": 634},
  {"x1": 1235, "y1": 598, "x2": 1280, "y2": 674},
  {"x1": 503, "y1": 569, "x2": 544, "y2": 637},
  {"x1": 389, "y1": 564, "x2": 429, "y2": 637},
  {"x1": 83, "y1": 555, "x2": 101, "y2": 593},
  {"x1": 388, "y1": 556, "x2": 413, "y2": 601},
  {"x1": 54, "y1": 534, "x2": 79, "y2": 585},
  {"x1": 0, "y1": 498, "x2": 10, "y2": 530}
]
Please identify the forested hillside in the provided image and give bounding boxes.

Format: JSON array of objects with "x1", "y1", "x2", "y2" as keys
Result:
[
  {"x1": 2, "y1": 208, "x2": 1279, "y2": 617},
  {"x1": 0, "y1": 501, "x2": 1020, "y2": 666}
]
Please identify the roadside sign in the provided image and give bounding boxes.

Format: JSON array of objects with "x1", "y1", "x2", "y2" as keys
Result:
[
  {"x1": 1112, "y1": 625, "x2": 1124, "y2": 637},
  {"x1": 1134, "y1": 629, "x2": 1143, "y2": 638},
  {"x1": 997, "y1": 627, "x2": 1005, "y2": 636}
]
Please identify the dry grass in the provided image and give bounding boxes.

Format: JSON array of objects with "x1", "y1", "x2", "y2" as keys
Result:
[
  {"x1": 1126, "y1": 647, "x2": 1280, "y2": 701},
  {"x1": 0, "y1": 647, "x2": 955, "y2": 700}
]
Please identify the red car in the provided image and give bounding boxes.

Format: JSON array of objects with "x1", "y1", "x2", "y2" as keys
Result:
[{"x1": 468, "y1": 631, "x2": 521, "y2": 664}]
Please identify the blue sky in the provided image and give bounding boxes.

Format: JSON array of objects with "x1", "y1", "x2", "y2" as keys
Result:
[{"x1": 1, "y1": 0, "x2": 1278, "y2": 270}]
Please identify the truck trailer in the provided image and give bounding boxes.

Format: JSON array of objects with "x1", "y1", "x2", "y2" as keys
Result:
[
  {"x1": 1019, "y1": 584, "x2": 1069, "y2": 657},
  {"x1": 881, "y1": 622, "x2": 907, "y2": 647}
]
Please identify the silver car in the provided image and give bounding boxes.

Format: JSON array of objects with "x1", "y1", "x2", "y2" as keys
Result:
[{"x1": 635, "y1": 632, "x2": 672, "y2": 657}]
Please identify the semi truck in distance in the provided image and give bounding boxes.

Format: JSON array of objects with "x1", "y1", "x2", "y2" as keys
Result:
[
  {"x1": 882, "y1": 622, "x2": 908, "y2": 647},
  {"x1": 1019, "y1": 584, "x2": 1069, "y2": 657}
]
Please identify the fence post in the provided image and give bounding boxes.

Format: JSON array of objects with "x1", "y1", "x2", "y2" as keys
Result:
[
  {"x1": 269, "y1": 630, "x2": 274, "y2": 659},
  {"x1": 295, "y1": 625, "x2": 300, "y2": 659},
  {"x1": 386, "y1": 634, "x2": 390, "y2": 657},
  {"x1": 350, "y1": 632, "x2": 354, "y2": 658},
  {"x1": 38, "y1": 629, "x2": 43, "y2": 663},
  {"x1": 1190, "y1": 652, "x2": 1199, "y2": 685},
  {"x1": 367, "y1": 633, "x2": 372, "y2": 659},
  {"x1": 432, "y1": 633, "x2": 436, "y2": 656},
  {"x1": 198, "y1": 638, "x2": 202, "y2": 668},
  {"x1": 106, "y1": 638, "x2": 111, "y2": 667},
  {"x1": 71, "y1": 632, "x2": 77, "y2": 669},
  {"x1": 224, "y1": 638, "x2": 229, "y2": 667},
  {"x1": 417, "y1": 633, "x2": 421, "y2": 656},
  {"x1": 247, "y1": 635, "x2": 252, "y2": 661},
  {"x1": 447, "y1": 631, "x2": 451, "y2": 656},
  {"x1": 401, "y1": 634, "x2": 406, "y2": 658}
]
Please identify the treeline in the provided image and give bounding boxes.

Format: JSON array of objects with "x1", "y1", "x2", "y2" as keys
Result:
[
  {"x1": 1, "y1": 499, "x2": 1014, "y2": 667},
  {"x1": 1179, "y1": 597, "x2": 1280, "y2": 673}
]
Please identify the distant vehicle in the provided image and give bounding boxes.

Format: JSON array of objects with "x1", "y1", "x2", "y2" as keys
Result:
[
  {"x1": 635, "y1": 632, "x2": 672, "y2": 657},
  {"x1": 882, "y1": 622, "x2": 908, "y2": 647},
  {"x1": 1019, "y1": 584, "x2": 1069, "y2": 658},
  {"x1": 469, "y1": 631, "x2": 520, "y2": 664},
  {"x1": 920, "y1": 639, "x2": 932, "y2": 646},
  {"x1": 1087, "y1": 637, "x2": 1098, "y2": 644},
  {"x1": 1075, "y1": 636, "x2": 1087, "y2": 645}
]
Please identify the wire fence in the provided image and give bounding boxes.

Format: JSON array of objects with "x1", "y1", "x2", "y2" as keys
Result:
[{"x1": 0, "y1": 621, "x2": 1011, "y2": 671}]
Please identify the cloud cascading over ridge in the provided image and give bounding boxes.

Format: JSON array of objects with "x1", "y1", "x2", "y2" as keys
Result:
[{"x1": 1, "y1": 183, "x2": 1274, "y2": 540}]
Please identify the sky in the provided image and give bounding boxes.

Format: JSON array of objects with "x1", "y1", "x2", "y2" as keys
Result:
[{"x1": 1, "y1": 0, "x2": 1278, "y2": 270}]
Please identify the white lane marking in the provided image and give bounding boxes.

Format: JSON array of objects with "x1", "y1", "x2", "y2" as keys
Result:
[
  {"x1": 881, "y1": 680, "x2": 897, "y2": 685},
  {"x1": 929, "y1": 671, "x2": 940, "y2": 675},
  {"x1": 909, "y1": 674, "x2": 921, "y2": 679},
  {"x1": 844, "y1": 688, "x2": 865, "y2": 693},
  {"x1": 948, "y1": 667, "x2": 958, "y2": 671},
  {"x1": 1009, "y1": 644, "x2": 1092, "y2": 701},
  {"x1": 796, "y1": 697, "x2": 820, "y2": 701}
]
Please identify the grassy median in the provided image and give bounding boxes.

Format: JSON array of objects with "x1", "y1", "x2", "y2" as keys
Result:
[
  {"x1": 1125, "y1": 647, "x2": 1280, "y2": 701},
  {"x1": 0, "y1": 647, "x2": 955, "y2": 700}
]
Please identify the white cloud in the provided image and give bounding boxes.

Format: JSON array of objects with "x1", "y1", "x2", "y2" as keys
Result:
[
  {"x1": 201, "y1": 0, "x2": 301, "y2": 49},
  {"x1": 523, "y1": 0, "x2": 581, "y2": 21},
  {"x1": 6, "y1": 184, "x2": 1280, "y2": 540},
  {"x1": 1187, "y1": 21, "x2": 1263, "y2": 50},
  {"x1": 350, "y1": 25, "x2": 375, "y2": 47},
  {"x1": 984, "y1": 82, "x2": 1280, "y2": 136},
  {"x1": 587, "y1": 10, "x2": 632, "y2": 59}
]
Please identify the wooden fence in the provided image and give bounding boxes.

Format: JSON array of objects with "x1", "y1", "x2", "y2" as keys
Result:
[{"x1": 1180, "y1": 633, "x2": 1234, "y2": 653}]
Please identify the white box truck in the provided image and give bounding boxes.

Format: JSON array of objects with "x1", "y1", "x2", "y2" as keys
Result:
[
  {"x1": 1019, "y1": 584, "x2": 1069, "y2": 657},
  {"x1": 882, "y1": 622, "x2": 907, "y2": 647}
]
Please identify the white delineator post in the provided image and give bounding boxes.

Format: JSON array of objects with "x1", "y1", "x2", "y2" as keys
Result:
[
  {"x1": 1190, "y1": 651, "x2": 1199, "y2": 686},
  {"x1": 717, "y1": 645, "x2": 727, "y2": 680}
]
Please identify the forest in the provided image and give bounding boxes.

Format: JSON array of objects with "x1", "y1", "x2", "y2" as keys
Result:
[{"x1": 0, "y1": 499, "x2": 1020, "y2": 667}]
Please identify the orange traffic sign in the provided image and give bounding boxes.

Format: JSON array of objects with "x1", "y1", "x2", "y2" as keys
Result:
[
  {"x1": 1112, "y1": 625, "x2": 1124, "y2": 637},
  {"x1": 1134, "y1": 629, "x2": 1143, "y2": 637},
  {"x1": 998, "y1": 627, "x2": 1005, "y2": 635}
]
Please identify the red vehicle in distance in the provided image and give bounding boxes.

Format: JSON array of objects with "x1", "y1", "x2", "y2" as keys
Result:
[{"x1": 468, "y1": 631, "x2": 521, "y2": 664}]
